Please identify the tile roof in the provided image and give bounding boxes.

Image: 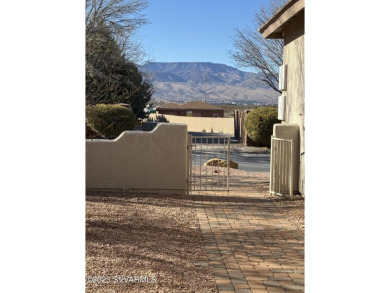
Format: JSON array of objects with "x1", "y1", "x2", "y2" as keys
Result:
[
  {"x1": 156, "y1": 103, "x2": 181, "y2": 109},
  {"x1": 156, "y1": 101, "x2": 223, "y2": 111},
  {"x1": 181, "y1": 101, "x2": 224, "y2": 110}
]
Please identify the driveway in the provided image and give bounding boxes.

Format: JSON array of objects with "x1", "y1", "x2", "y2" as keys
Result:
[
  {"x1": 229, "y1": 146, "x2": 270, "y2": 173},
  {"x1": 189, "y1": 132, "x2": 270, "y2": 173}
]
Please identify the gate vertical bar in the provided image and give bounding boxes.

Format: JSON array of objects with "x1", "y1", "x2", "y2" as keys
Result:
[
  {"x1": 190, "y1": 135, "x2": 193, "y2": 191},
  {"x1": 277, "y1": 139, "x2": 280, "y2": 194},
  {"x1": 211, "y1": 137, "x2": 214, "y2": 191},
  {"x1": 205, "y1": 138, "x2": 209, "y2": 190},
  {"x1": 217, "y1": 137, "x2": 220, "y2": 188},
  {"x1": 193, "y1": 136, "x2": 196, "y2": 191},
  {"x1": 282, "y1": 139, "x2": 285, "y2": 193},
  {"x1": 224, "y1": 137, "x2": 227, "y2": 190},
  {"x1": 227, "y1": 137, "x2": 230, "y2": 192},
  {"x1": 222, "y1": 137, "x2": 225, "y2": 189},
  {"x1": 289, "y1": 140, "x2": 293, "y2": 198},
  {"x1": 187, "y1": 134, "x2": 190, "y2": 195},
  {"x1": 199, "y1": 138, "x2": 202, "y2": 190},
  {"x1": 269, "y1": 137, "x2": 274, "y2": 196}
]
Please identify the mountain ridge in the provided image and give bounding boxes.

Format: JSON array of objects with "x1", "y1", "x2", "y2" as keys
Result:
[{"x1": 141, "y1": 62, "x2": 278, "y2": 105}]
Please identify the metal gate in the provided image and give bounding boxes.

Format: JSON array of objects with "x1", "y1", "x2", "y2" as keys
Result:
[
  {"x1": 269, "y1": 136, "x2": 293, "y2": 197},
  {"x1": 187, "y1": 135, "x2": 231, "y2": 192}
]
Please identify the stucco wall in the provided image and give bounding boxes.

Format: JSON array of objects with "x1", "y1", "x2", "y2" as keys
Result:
[
  {"x1": 86, "y1": 123, "x2": 188, "y2": 194},
  {"x1": 282, "y1": 11, "x2": 305, "y2": 194},
  {"x1": 149, "y1": 114, "x2": 234, "y2": 134}
]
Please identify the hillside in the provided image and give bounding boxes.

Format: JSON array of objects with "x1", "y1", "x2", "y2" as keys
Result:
[{"x1": 141, "y1": 62, "x2": 279, "y2": 105}]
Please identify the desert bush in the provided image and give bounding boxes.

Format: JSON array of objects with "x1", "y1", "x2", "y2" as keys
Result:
[
  {"x1": 86, "y1": 104, "x2": 136, "y2": 139},
  {"x1": 147, "y1": 114, "x2": 169, "y2": 122},
  {"x1": 244, "y1": 107, "x2": 279, "y2": 148}
]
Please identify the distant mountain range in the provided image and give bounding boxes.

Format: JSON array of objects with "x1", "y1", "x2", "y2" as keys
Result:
[{"x1": 140, "y1": 62, "x2": 279, "y2": 105}]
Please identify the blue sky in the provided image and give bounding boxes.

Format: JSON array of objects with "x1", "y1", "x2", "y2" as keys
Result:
[{"x1": 138, "y1": 0, "x2": 265, "y2": 70}]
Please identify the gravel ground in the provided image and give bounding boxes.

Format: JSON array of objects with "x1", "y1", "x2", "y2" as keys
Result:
[
  {"x1": 86, "y1": 191, "x2": 217, "y2": 293},
  {"x1": 265, "y1": 196, "x2": 305, "y2": 231},
  {"x1": 86, "y1": 168, "x2": 304, "y2": 292},
  {"x1": 251, "y1": 172, "x2": 305, "y2": 232}
]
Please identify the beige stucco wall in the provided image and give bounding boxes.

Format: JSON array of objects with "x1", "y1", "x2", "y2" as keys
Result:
[
  {"x1": 281, "y1": 11, "x2": 305, "y2": 194},
  {"x1": 149, "y1": 114, "x2": 234, "y2": 134},
  {"x1": 86, "y1": 123, "x2": 188, "y2": 194}
]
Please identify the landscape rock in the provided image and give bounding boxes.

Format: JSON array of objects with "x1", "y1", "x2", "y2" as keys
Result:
[{"x1": 204, "y1": 158, "x2": 238, "y2": 169}]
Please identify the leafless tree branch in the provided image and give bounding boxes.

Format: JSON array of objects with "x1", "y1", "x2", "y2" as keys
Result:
[
  {"x1": 86, "y1": 0, "x2": 148, "y2": 63},
  {"x1": 229, "y1": 0, "x2": 287, "y2": 94}
]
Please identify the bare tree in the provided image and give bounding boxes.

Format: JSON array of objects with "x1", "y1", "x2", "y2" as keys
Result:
[
  {"x1": 230, "y1": 0, "x2": 287, "y2": 93},
  {"x1": 86, "y1": 0, "x2": 149, "y2": 63},
  {"x1": 85, "y1": 0, "x2": 153, "y2": 115}
]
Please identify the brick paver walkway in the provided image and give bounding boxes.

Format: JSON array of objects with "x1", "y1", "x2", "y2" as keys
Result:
[{"x1": 193, "y1": 183, "x2": 304, "y2": 293}]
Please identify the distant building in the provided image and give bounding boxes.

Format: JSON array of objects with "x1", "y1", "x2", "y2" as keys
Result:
[
  {"x1": 156, "y1": 101, "x2": 224, "y2": 117},
  {"x1": 155, "y1": 103, "x2": 182, "y2": 116}
]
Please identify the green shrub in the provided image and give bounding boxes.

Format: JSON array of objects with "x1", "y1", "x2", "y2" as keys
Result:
[
  {"x1": 86, "y1": 123, "x2": 100, "y2": 139},
  {"x1": 244, "y1": 107, "x2": 280, "y2": 148},
  {"x1": 86, "y1": 104, "x2": 136, "y2": 139}
]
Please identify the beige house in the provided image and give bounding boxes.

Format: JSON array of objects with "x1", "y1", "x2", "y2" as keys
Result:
[
  {"x1": 157, "y1": 101, "x2": 224, "y2": 117},
  {"x1": 259, "y1": 0, "x2": 305, "y2": 196}
]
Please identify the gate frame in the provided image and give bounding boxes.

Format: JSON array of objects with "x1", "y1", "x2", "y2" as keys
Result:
[
  {"x1": 269, "y1": 136, "x2": 294, "y2": 198},
  {"x1": 187, "y1": 134, "x2": 231, "y2": 192}
]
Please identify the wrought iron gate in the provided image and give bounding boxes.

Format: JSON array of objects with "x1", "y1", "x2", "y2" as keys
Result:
[
  {"x1": 187, "y1": 135, "x2": 231, "y2": 192},
  {"x1": 269, "y1": 136, "x2": 293, "y2": 197}
]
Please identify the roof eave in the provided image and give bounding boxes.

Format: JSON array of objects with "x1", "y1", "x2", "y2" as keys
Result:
[{"x1": 259, "y1": 0, "x2": 304, "y2": 39}]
